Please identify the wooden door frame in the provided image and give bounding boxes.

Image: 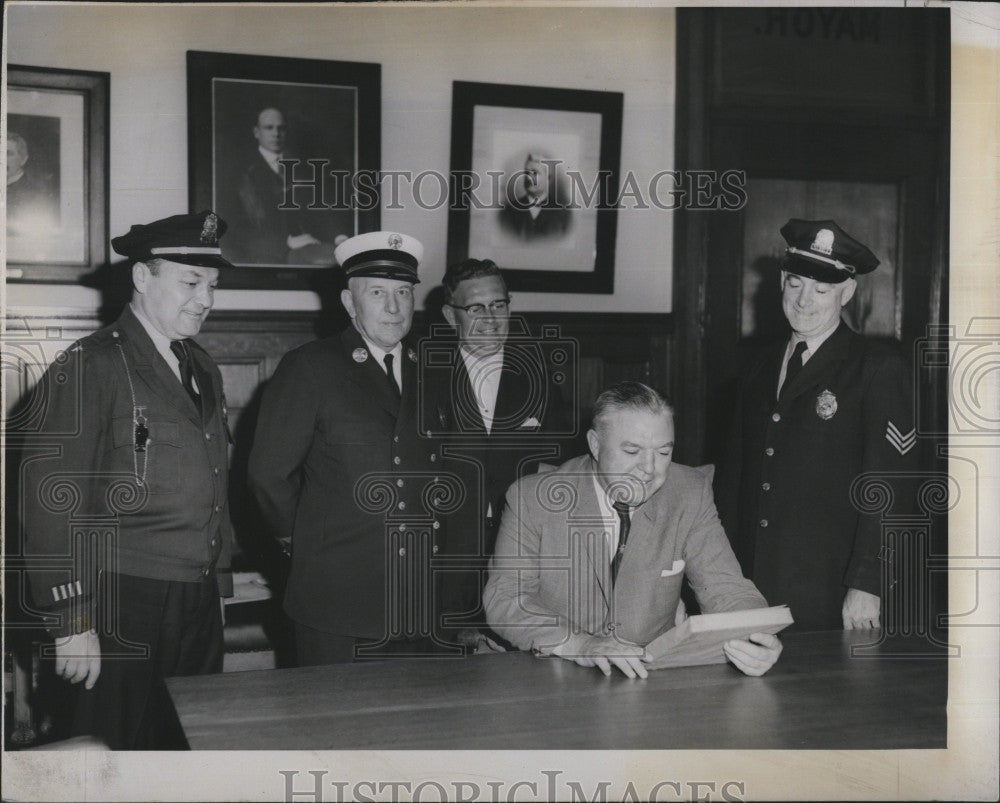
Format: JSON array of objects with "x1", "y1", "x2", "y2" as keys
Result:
[{"x1": 672, "y1": 8, "x2": 949, "y2": 465}]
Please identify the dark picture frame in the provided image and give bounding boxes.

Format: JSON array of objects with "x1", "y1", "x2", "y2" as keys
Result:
[
  {"x1": 448, "y1": 80, "x2": 622, "y2": 294},
  {"x1": 5, "y1": 65, "x2": 109, "y2": 283},
  {"x1": 187, "y1": 51, "x2": 380, "y2": 290}
]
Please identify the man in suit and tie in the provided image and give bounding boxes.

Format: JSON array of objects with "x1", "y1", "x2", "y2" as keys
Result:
[
  {"x1": 422, "y1": 258, "x2": 573, "y2": 650},
  {"x1": 484, "y1": 381, "x2": 782, "y2": 678},
  {"x1": 717, "y1": 219, "x2": 917, "y2": 631},
  {"x1": 19, "y1": 211, "x2": 234, "y2": 748},
  {"x1": 233, "y1": 107, "x2": 341, "y2": 265},
  {"x1": 249, "y1": 231, "x2": 452, "y2": 665}
]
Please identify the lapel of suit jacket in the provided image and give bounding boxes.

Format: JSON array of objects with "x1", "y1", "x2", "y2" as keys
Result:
[
  {"x1": 397, "y1": 340, "x2": 418, "y2": 434},
  {"x1": 493, "y1": 346, "x2": 537, "y2": 432},
  {"x1": 119, "y1": 307, "x2": 202, "y2": 425},
  {"x1": 188, "y1": 344, "x2": 217, "y2": 423},
  {"x1": 340, "y1": 327, "x2": 401, "y2": 420},
  {"x1": 450, "y1": 345, "x2": 487, "y2": 433},
  {"x1": 778, "y1": 320, "x2": 853, "y2": 407}
]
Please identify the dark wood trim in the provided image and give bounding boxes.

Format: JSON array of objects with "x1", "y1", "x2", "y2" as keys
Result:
[{"x1": 672, "y1": 8, "x2": 712, "y2": 465}]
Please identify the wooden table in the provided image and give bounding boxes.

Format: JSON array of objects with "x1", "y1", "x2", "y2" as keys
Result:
[{"x1": 166, "y1": 629, "x2": 947, "y2": 750}]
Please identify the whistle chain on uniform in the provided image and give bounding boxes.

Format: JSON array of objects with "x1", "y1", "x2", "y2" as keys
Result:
[
  {"x1": 383, "y1": 353, "x2": 401, "y2": 399},
  {"x1": 117, "y1": 344, "x2": 149, "y2": 486},
  {"x1": 170, "y1": 339, "x2": 201, "y2": 410},
  {"x1": 611, "y1": 500, "x2": 632, "y2": 585},
  {"x1": 780, "y1": 340, "x2": 808, "y2": 399}
]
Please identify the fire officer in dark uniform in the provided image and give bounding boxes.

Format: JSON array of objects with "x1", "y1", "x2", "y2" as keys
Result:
[
  {"x1": 719, "y1": 219, "x2": 917, "y2": 632},
  {"x1": 20, "y1": 211, "x2": 235, "y2": 749},
  {"x1": 249, "y1": 231, "x2": 454, "y2": 665}
]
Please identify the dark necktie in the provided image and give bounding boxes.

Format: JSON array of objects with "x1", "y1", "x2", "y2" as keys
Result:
[
  {"x1": 383, "y1": 353, "x2": 401, "y2": 399},
  {"x1": 780, "y1": 340, "x2": 808, "y2": 399},
  {"x1": 170, "y1": 339, "x2": 200, "y2": 410},
  {"x1": 611, "y1": 500, "x2": 632, "y2": 585}
]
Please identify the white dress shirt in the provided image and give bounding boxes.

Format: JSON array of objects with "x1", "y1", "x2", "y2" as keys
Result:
[
  {"x1": 360, "y1": 335, "x2": 403, "y2": 391},
  {"x1": 776, "y1": 325, "x2": 838, "y2": 398},
  {"x1": 592, "y1": 472, "x2": 633, "y2": 562},
  {"x1": 459, "y1": 346, "x2": 504, "y2": 434}
]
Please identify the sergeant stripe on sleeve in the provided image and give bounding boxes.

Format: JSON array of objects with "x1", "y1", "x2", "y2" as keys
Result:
[
  {"x1": 886, "y1": 421, "x2": 916, "y2": 455},
  {"x1": 50, "y1": 581, "x2": 83, "y2": 602}
]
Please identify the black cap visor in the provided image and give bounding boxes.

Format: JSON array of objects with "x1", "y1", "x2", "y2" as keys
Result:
[{"x1": 781, "y1": 253, "x2": 854, "y2": 285}]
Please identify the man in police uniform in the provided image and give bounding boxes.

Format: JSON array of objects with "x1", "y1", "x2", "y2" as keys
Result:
[
  {"x1": 718, "y1": 219, "x2": 917, "y2": 631},
  {"x1": 20, "y1": 210, "x2": 234, "y2": 749},
  {"x1": 249, "y1": 231, "x2": 451, "y2": 665}
]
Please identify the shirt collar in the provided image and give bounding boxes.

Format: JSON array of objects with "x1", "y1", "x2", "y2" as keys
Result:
[
  {"x1": 790, "y1": 322, "x2": 838, "y2": 358},
  {"x1": 259, "y1": 146, "x2": 282, "y2": 170},
  {"x1": 358, "y1": 333, "x2": 402, "y2": 364}
]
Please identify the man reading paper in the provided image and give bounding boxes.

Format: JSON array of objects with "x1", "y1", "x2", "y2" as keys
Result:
[{"x1": 483, "y1": 381, "x2": 782, "y2": 678}]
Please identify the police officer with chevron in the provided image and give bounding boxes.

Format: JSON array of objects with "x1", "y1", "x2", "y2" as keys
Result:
[
  {"x1": 249, "y1": 231, "x2": 452, "y2": 665},
  {"x1": 718, "y1": 219, "x2": 918, "y2": 631}
]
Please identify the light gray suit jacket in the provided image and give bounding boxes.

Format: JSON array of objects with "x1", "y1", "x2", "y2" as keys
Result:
[{"x1": 483, "y1": 455, "x2": 766, "y2": 651}]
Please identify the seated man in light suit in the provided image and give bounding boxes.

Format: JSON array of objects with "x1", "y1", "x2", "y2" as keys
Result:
[{"x1": 483, "y1": 381, "x2": 782, "y2": 679}]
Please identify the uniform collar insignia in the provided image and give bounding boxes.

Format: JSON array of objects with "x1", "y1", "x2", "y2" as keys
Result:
[{"x1": 352, "y1": 348, "x2": 369, "y2": 363}]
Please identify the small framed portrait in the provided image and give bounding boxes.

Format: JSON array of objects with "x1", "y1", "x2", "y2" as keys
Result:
[
  {"x1": 187, "y1": 51, "x2": 380, "y2": 289},
  {"x1": 5, "y1": 66, "x2": 109, "y2": 283},
  {"x1": 448, "y1": 81, "x2": 623, "y2": 294}
]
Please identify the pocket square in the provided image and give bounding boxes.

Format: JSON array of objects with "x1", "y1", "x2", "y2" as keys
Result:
[
  {"x1": 660, "y1": 559, "x2": 685, "y2": 578},
  {"x1": 518, "y1": 417, "x2": 542, "y2": 428}
]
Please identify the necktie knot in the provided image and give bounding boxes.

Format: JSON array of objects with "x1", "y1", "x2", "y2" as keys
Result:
[
  {"x1": 780, "y1": 340, "x2": 809, "y2": 399},
  {"x1": 170, "y1": 339, "x2": 200, "y2": 410},
  {"x1": 611, "y1": 500, "x2": 632, "y2": 585}
]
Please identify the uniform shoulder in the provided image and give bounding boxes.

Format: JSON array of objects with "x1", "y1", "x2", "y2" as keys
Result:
[
  {"x1": 278, "y1": 336, "x2": 345, "y2": 369},
  {"x1": 856, "y1": 334, "x2": 909, "y2": 371}
]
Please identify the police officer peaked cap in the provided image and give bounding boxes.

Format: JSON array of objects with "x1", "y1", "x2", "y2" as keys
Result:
[
  {"x1": 780, "y1": 219, "x2": 879, "y2": 284},
  {"x1": 334, "y1": 231, "x2": 423, "y2": 284},
  {"x1": 112, "y1": 210, "x2": 235, "y2": 270}
]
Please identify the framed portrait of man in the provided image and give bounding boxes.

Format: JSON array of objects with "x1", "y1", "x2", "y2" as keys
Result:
[
  {"x1": 448, "y1": 80, "x2": 623, "y2": 294},
  {"x1": 5, "y1": 66, "x2": 109, "y2": 283},
  {"x1": 187, "y1": 51, "x2": 380, "y2": 289}
]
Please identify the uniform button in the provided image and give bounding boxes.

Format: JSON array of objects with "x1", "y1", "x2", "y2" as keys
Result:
[
  {"x1": 112, "y1": 331, "x2": 120, "y2": 338},
  {"x1": 398, "y1": 547, "x2": 406, "y2": 557},
  {"x1": 393, "y1": 436, "x2": 399, "y2": 443},
  {"x1": 201, "y1": 567, "x2": 209, "y2": 577},
  {"x1": 214, "y1": 505, "x2": 223, "y2": 513},
  {"x1": 762, "y1": 482, "x2": 771, "y2": 491},
  {"x1": 607, "y1": 622, "x2": 617, "y2": 631},
  {"x1": 759, "y1": 519, "x2": 769, "y2": 528},
  {"x1": 205, "y1": 432, "x2": 213, "y2": 440},
  {"x1": 398, "y1": 501, "x2": 406, "y2": 510},
  {"x1": 765, "y1": 447, "x2": 775, "y2": 456},
  {"x1": 213, "y1": 467, "x2": 220, "y2": 475},
  {"x1": 432, "y1": 544, "x2": 439, "y2": 554},
  {"x1": 432, "y1": 521, "x2": 440, "y2": 530},
  {"x1": 211, "y1": 537, "x2": 218, "y2": 547},
  {"x1": 771, "y1": 413, "x2": 781, "y2": 423},
  {"x1": 429, "y1": 453, "x2": 437, "y2": 462},
  {"x1": 396, "y1": 479, "x2": 404, "y2": 487},
  {"x1": 393, "y1": 456, "x2": 401, "y2": 465}
]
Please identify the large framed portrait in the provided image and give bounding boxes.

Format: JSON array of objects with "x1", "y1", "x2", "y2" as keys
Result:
[
  {"x1": 5, "y1": 66, "x2": 109, "y2": 283},
  {"x1": 187, "y1": 51, "x2": 380, "y2": 289},
  {"x1": 448, "y1": 80, "x2": 623, "y2": 294}
]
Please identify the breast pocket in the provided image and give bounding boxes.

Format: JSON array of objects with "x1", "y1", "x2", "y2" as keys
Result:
[{"x1": 112, "y1": 417, "x2": 181, "y2": 494}]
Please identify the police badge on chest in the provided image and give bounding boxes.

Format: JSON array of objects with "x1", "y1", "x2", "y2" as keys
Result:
[{"x1": 815, "y1": 388, "x2": 838, "y2": 420}]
